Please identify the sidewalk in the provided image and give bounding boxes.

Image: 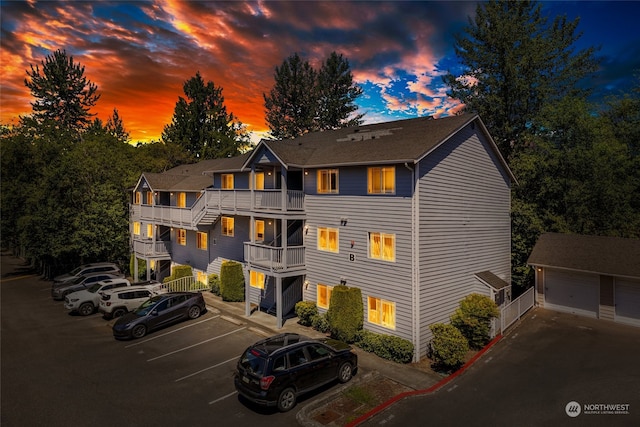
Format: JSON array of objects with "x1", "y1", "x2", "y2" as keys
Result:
[{"x1": 201, "y1": 292, "x2": 442, "y2": 427}]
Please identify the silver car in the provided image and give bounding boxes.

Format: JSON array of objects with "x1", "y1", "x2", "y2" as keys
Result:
[
  {"x1": 53, "y1": 262, "x2": 120, "y2": 285},
  {"x1": 52, "y1": 273, "x2": 123, "y2": 301}
]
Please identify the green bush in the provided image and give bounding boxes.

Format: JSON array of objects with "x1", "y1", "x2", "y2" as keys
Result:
[
  {"x1": 311, "y1": 313, "x2": 330, "y2": 333},
  {"x1": 209, "y1": 274, "x2": 221, "y2": 296},
  {"x1": 355, "y1": 330, "x2": 414, "y2": 364},
  {"x1": 163, "y1": 264, "x2": 193, "y2": 283},
  {"x1": 450, "y1": 293, "x2": 499, "y2": 349},
  {"x1": 295, "y1": 301, "x2": 318, "y2": 326},
  {"x1": 429, "y1": 323, "x2": 469, "y2": 370},
  {"x1": 326, "y1": 285, "x2": 363, "y2": 343},
  {"x1": 220, "y1": 261, "x2": 244, "y2": 302}
]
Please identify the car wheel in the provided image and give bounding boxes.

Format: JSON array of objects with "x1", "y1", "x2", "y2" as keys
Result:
[
  {"x1": 187, "y1": 305, "x2": 201, "y2": 319},
  {"x1": 112, "y1": 308, "x2": 127, "y2": 318},
  {"x1": 131, "y1": 324, "x2": 147, "y2": 339},
  {"x1": 338, "y1": 362, "x2": 353, "y2": 383},
  {"x1": 277, "y1": 387, "x2": 296, "y2": 412},
  {"x1": 78, "y1": 302, "x2": 94, "y2": 316}
]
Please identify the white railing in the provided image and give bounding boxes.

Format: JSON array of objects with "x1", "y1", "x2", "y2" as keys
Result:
[
  {"x1": 160, "y1": 276, "x2": 211, "y2": 293},
  {"x1": 501, "y1": 286, "x2": 535, "y2": 332},
  {"x1": 132, "y1": 239, "x2": 171, "y2": 256},
  {"x1": 244, "y1": 243, "x2": 305, "y2": 272}
]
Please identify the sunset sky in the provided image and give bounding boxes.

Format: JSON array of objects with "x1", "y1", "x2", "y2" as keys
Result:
[{"x1": 1, "y1": 1, "x2": 639, "y2": 144}]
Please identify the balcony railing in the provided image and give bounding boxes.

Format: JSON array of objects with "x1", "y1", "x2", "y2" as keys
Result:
[
  {"x1": 244, "y1": 242, "x2": 305, "y2": 273},
  {"x1": 132, "y1": 239, "x2": 171, "y2": 257}
]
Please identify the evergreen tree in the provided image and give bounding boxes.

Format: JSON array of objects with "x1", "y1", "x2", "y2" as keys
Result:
[
  {"x1": 317, "y1": 52, "x2": 364, "y2": 130},
  {"x1": 162, "y1": 72, "x2": 248, "y2": 159},
  {"x1": 443, "y1": 0, "x2": 598, "y2": 159},
  {"x1": 106, "y1": 108, "x2": 130, "y2": 143},
  {"x1": 24, "y1": 49, "x2": 100, "y2": 131}
]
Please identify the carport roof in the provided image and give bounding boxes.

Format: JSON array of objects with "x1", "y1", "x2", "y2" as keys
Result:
[{"x1": 527, "y1": 232, "x2": 640, "y2": 279}]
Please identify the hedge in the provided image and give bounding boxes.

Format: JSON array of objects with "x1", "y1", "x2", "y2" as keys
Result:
[
  {"x1": 450, "y1": 293, "x2": 499, "y2": 349},
  {"x1": 355, "y1": 330, "x2": 414, "y2": 364},
  {"x1": 429, "y1": 323, "x2": 469, "y2": 370},
  {"x1": 326, "y1": 285, "x2": 363, "y2": 343},
  {"x1": 220, "y1": 260, "x2": 244, "y2": 302}
]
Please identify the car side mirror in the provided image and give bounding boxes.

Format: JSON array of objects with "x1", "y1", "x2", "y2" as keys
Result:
[{"x1": 151, "y1": 310, "x2": 158, "y2": 316}]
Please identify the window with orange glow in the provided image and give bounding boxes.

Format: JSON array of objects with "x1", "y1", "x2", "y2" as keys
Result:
[
  {"x1": 317, "y1": 284, "x2": 333, "y2": 309},
  {"x1": 318, "y1": 227, "x2": 339, "y2": 252},
  {"x1": 368, "y1": 296, "x2": 396, "y2": 329}
]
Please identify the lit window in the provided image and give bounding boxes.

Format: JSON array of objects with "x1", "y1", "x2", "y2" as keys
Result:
[
  {"x1": 368, "y1": 296, "x2": 396, "y2": 329},
  {"x1": 134, "y1": 192, "x2": 141, "y2": 204},
  {"x1": 222, "y1": 217, "x2": 234, "y2": 236},
  {"x1": 255, "y1": 220, "x2": 265, "y2": 242},
  {"x1": 317, "y1": 284, "x2": 333, "y2": 309},
  {"x1": 177, "y1": 192, "x2": 186, "y2": 207},
  {"x1": 221, "y1": 174, "x2": 234, "y2": 189},
  {"x1": 146, "y1": 192, "x2": 154, "y2": 205},
  {"x1": 177, "y1": 229, "x2": 186, "y2": 245},
  {"x1": 254, "y1": 172, "x2": 265, "y2": 190},
  {"x1": 368, "y1": 167, "x2": 395, "y2": 194},
  {"x1": 318, "y1": 227, "x2": 339, "y2": 252},
  {"x1": 369, "y1": 232, "x2": 395, "y2": 262},
  {"x1": 250, "y1": 270, "x2": 265, "y2": 289},
  {"x1": 317, "y1": 169, "x2": 338, "y2": 194},
  {"x1": 146, "y1": 224, "x2": 154, "y2": 239},
  {"x1": 197, "y1": 232, "x2": 208, "y2": 250},
  {"x1": 133, "y1": 222, "x2": 140, "y2": 236}
]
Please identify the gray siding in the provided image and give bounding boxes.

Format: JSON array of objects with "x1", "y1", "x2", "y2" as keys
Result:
[
  {"x1": 418, "y1": 124, "x2": 511, "y2": 355},
  {"x1": 303, "y1": 191, "x2": 414, "y2": 341}
]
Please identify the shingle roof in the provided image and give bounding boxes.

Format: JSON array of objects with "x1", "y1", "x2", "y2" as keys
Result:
[
  {"x1": 475, "y1": 271, "x2": 511, "y2": 290},
  {"x1": 527, "y1": 232, "x2": 640, "y2": 279}
]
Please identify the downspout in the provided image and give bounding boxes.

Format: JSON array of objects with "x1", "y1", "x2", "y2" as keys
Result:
[{"x1": 405, "y1": 162, "x2": 420, "y2": 363}]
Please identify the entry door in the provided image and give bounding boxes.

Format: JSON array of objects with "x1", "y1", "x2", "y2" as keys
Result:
[
  {"x1": 615, "y1": 279, "x2": 640, "y2": 327},
  {"x1": 545, "y1": 270, "x2": 599, "y2": 318}
]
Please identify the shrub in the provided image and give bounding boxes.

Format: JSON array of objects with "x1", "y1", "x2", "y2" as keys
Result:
[
  {"x1": 450, "y1": 293, "x2": 499, "y2": 349},
  {"x1": 326, "y1": 285, "x2": 363, "y2": 343},
  {"x1": 355, "y1": 330, "x2": 414, "y2": 364},
  {"x1": 209, "y1": 274, "x2": 221, "y2": 296},
  {"x1": 220, "y1": 261, "x2": 244, "y2": 302},
  {"x1": 129, "y1": 255, "x2": 147, "y2": 280},
  {"x1": 295, "y1": 301, "x2": 318, "y2": 326},
  {"x1": 429, "y1": 323, "x2": 469, "y2": 370},
  {"x1": 311, "y1": 313, "x2": 330, "y2": 333}
]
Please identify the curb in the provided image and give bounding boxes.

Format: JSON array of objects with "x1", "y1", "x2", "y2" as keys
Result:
[{"x1": 345, "y1": 334, "x2": 504, "y2": 427}]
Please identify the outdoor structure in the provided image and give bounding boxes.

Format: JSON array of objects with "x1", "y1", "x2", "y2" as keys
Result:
[
  {"x1": 528, "y1": 232, "x2": 640, "y2": 327},
  {"x1": 129, "y1": 113, "x2": 516, "y2": 360}
]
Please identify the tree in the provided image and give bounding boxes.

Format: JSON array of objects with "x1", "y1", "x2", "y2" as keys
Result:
[
  {"x1": 106, "y1": 108, "x2": 130, "y2": 143},
  {"x1": 162, "y1": 72, "x2": 248, "y2": 159},
  {"x1": 450, "y1": 294, "x2": 499, "y2": 349},
  {"x1": 24, "y1": 49, "x2": 100, "y2": 131},
  {"x1": 264, "y1": 51, "x2": 364, "y2": 139},
  {"x1": 264, "y1": 53, "x2": 318, "y2": 139},
  {"x1": 443, "y1": 0, "x2": 598, "y2": 159}
]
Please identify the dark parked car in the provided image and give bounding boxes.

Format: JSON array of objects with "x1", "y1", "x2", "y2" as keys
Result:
[
  {"x1": 51, "y1": 273, "x2": 124, "y2": 300},
  {"x1": 53, "y1": 262, "x2": 121, "y2": 285},
  {"x1": 234, "y1": 333, "x2": 357, "y2": 412},
  {"x1": 112, "y1": 292, "x2": 206, "y2": 340}
]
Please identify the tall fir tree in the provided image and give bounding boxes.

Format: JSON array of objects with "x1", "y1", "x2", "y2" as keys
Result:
[{"x1": 317, "y1": 52, "x2": 364, "y2": 130}]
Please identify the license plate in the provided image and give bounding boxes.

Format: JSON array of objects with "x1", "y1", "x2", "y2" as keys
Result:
[{"x1": 242, "y1": 376, "x2": 249, "y2": 384}]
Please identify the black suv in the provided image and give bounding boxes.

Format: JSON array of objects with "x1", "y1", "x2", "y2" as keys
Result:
[{"x1": 234, "y1": 333, "x2": 357, "y2": 412}]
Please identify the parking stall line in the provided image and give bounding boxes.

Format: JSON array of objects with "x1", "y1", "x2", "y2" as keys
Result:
[
  {"x1": 146, "y1": 327, "x2": 247, "y2": 362},
  {"x1": 0, "y1": 274, "x2": 38, "y2": 283},
  {"x1": 175, "y1": 356, "x2": 237, "y2": 382},
  {"x1": 208, "y1": 391, "x2": 238, "y2": 405},
  {"x1": 124, "y1": 315, "x2": 220, "y2": 348}
]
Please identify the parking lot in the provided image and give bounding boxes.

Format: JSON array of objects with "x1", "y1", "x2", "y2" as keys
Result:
[{"x1": 0, "y1": 254, "x2": 315, "y2": 426}]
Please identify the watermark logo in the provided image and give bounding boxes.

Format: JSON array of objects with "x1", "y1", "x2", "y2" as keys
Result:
[{"x1": 565, "y1": 401, "x2": 581, "y2": 418}]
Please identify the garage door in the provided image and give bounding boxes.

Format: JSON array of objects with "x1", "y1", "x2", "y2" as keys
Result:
[
  {"x1": 615, "y1": 279, "x2": 640, "y2": 327},
  {"x1": 545, "y1": 269, "x2": 599, "y2": 318}
]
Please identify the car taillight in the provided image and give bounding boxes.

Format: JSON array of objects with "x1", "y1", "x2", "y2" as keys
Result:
[{"x1": 260, "y1": 375, "x2": 275, "y2": 390}]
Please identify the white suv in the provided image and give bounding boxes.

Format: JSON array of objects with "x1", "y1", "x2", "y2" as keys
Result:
[
  {"x1": 99, "y1": 282, "x2": 166, "y2": 319},
  {"x1": 64, "y1": 278, "x2": 131, "y2": 316}
]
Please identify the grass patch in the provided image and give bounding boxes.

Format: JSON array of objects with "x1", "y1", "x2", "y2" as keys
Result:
[{"x1": 343, "y1": 385, "x2": 375, "y2": 405}]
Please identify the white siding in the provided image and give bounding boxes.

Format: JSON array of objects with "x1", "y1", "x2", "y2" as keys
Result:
[{"x1": 418, "y1": 124, "x2": 511, "y2": 353}]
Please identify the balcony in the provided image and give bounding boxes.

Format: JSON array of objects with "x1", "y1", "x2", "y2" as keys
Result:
[
  {"x1": 132, "y1": 239, "x2": 171, "y2": 257},
  {"x1": 244, "y1": 242, "x2": 305, "y2": 273}
]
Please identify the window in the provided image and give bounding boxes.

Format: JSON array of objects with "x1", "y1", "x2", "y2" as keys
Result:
[
  {"x1": 146, "y1": 224, "x2": 154, "y2": 239},
  {"x1": 177, "y1": 229, "x2": 186, "y2": 245},
  {"x1": 368, "y1": 166, "x2": 395, "y2": 194},
  {"x1": 368, "y1": 296, "x2": 396, "y2": 329},
  {"x1": 318, "y1": 227, "x2": 339, "y2": 252},
  {"x1": 317, "y1": 169, "x2": 338, "y2": 194},
  {"x1": 196, "y1": 271, "x2": 208, "y2": 285},
  {"x1": 177, "y1": 192, "x2": 186, "y2": 208},
  {"x1": 146, "y1": 192, "x2": 154, "y2": 205},
  {"x1": 250, "y1": 270, "x2": 265, "y2": 289},
  {"x1": 254, "y1": 172, "x2": 265, "y2": 190},
  {"x1": 197, "y1": 232, "x2": 207, "y2": 250},
  {"x1": 369, "y1": 232, "x2": 395, "y2": 262},
  {"x1": 134, "y1": 191, "x2": 141, "y2": 204},
  {"x1": 317, "y1": 284, "x2": 333, "y2": 309},
  {"x1": 133, "y1": 222, "x2": 141, "y2": 236},
  {"x1": 255, "y1": 220, "x2": 265, "y2": 242},
  {"x1": 222, "y1": 217, "x2": 234, "y2": 236},
  {"x1": 221, "y1": 174, "x2": 234, "y2": 189}
]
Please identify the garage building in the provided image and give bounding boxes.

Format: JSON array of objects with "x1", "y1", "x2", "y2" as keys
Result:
[{"x1": 528, "y1": 233, "x2": 640, "y2": 327}]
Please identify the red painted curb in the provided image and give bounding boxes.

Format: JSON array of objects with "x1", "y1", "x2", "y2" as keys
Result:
[{"x1": 345, "y1": 334, "x2": 503, "y2": 427}]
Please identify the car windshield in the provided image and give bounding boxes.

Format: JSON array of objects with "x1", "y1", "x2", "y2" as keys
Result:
[
  {"x1": 87, "y1": 283, "x2": 102, "y2": 293},
  {"x1": 133, "y1": 295, "x2": 164, "y2": 316},
  {"x1": 239, "y1": 349, "x2": 267, "y2": 376},
  {"x1": 70, "y1": 267, "x2": 82, "y2": 275},
  {"x1": 71, "y1": 276, "x2": 86, "y2": 285}
]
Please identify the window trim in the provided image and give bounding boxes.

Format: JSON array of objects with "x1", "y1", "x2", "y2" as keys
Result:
[
  {"x1": 133, "y1": 222, "x2": 141, "y2": 236},
  {"x1": 197, "y1": 231, "x2": 208, "y2": 250},
  {"x1": 367, "y1": 166, "x2": 396, "y2": 194},
  {"x1": 177, "y1": 192, "x2": 187, "y2": 208},
  {"x1": 368, "y1": 232, "x2": 396, "y2": 262},
  {"x1": 317, "y1": 284, "x2": 333, "y2": 309},
  {"x1": 317, "y1": 227, "x2": 339, "y2": 253},
  {"x1": 221, "y1": 174, "x2": 234, "y2": 190},
  {"x1": 250, "y1": 270, "x2": 265, "y2": 289},
  {"x1": 177, "y1": 229, "x2": 187, "y2": 246},
  {"x1": 255, "y1": 220, "x2": 265, "y2": 242},
  {"x1": 317, "y1": 169, "x2": 339, "y2": 194},
  {"x1": 221, "y1": 217, "x2": 234, "y2": 237},
  {"x1": 367, "y1": 296, "x2": 396, "y2": 330},
  {"x1": 146, "y1": 223, "x2": 154, "y2": 239}
]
